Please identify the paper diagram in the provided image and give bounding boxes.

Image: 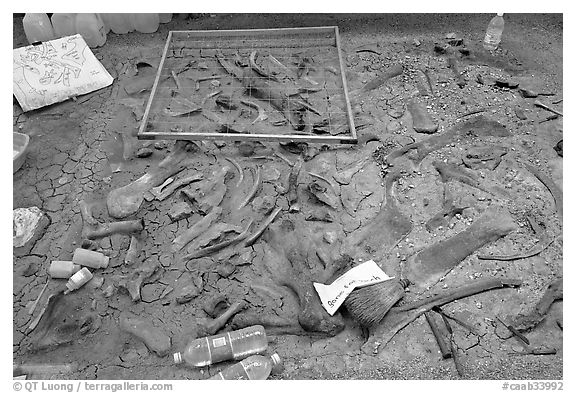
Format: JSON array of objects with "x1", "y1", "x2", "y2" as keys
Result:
[{"x1": 13, "y1": 34, "x2": 114, "y2": 112}]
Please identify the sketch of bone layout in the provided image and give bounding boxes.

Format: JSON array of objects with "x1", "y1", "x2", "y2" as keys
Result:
[{"x1": 13, "y1": 34, "x2": 113, "y2": 111}]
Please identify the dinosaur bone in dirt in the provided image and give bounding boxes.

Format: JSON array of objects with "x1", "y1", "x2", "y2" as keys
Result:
[
  {"x1": 263, "y1": 219, "x2": 350, "y2": 336},
  {"x1": 406, "y1": 206, "x2": 517, "y2": 290},
  {"x1": 79, "y1": 200, "x2": 143, "y2": 240},
  {"x1": 107, "y1": 140, "x2": 198, "y2": 218}
]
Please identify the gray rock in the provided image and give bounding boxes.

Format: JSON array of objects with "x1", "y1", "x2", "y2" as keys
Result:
[
  {"x1": 136, "y1": 147, "x2": 154, "y2": 158},
  {"x1": 175, "y1": 283, "x2": 201, "y2": 304},
  {"x1": 251, "y1": 195, "x2": 276, "y2": 215},
  {"x1": 386, "y1": 120, "x2": 401, "y2": 132},
  {"x1": 168, "y1": 202, "x2": 193, "y2": 221}
]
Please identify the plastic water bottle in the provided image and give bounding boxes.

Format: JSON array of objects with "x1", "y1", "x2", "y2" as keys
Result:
[
  {"x1": 130, "y1": 13, "x2": 160, "y2": 34},
  {"x1": 75, "y1": 13, "x2": 107, "y2": 48},
  {"x1": 51, "y1": 13, "x2": 77, "y2": 38},
  {"x1": 23, "y1": 13, "x2": 55, "y2": 44},
  {"x1": 173, "y1": 325, "x2": 268, "y2": 367},
  {"x1": 159, "y1": 13, "x2": 172, "y2": 23},
  {"x1": 98, "y1": 14, "x2": 111, "y2": 34},
  {"x1": 483, "y1": 13, "x2": 505, "y2": 51},
  {"x1": 209, "y1": 353, "x2": 282, "y2": 380},
  {"x1": 101, "y1": 14, "x2": 134, "y2": 34}
]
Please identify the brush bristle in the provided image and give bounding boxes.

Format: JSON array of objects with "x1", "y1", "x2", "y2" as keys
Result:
[{"x1": 343, "y1": 281, "x2": 405, "y2": 327}]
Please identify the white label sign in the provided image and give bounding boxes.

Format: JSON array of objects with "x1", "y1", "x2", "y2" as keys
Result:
[{"x1": 313, "y1": 260, "x2": 393, "y2": 316}]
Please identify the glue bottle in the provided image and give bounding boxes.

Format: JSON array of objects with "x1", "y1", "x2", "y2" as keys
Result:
[
  {"x1": 22, "y1": 13, "x2": 55, "y2": 44},
  {"x1": 64, "y1": 267, "x2": 93, "y2": 294},
  {"x1": 209, "y1": 353, "x2": 282, "y2": 380},
  {"x1": 173, "y1": 325, "x2": 268, "y2": 367}
]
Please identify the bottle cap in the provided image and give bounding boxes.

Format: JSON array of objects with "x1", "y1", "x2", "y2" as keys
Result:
[
  {"x1": 173, "y1": 352, "x2": 182, "y2": 364},
  {"x1": 270, "y1": 353, "x2": 281, "y2": 366},
  {"x1": 270, "y1": 353, "x2": 283, "y2": 374}
]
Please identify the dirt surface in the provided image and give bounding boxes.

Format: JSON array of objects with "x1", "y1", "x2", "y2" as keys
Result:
[{"x1": 13, "y1": 13, "x2": 563, "y2": 380}]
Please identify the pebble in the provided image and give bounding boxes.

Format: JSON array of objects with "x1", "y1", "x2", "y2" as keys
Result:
[
  {"x1": 323, "y1": 231, "x2": 338, "y2": 244},
  {"x1": 136, "y1": 147, "x2": 154, "y2": 158}
]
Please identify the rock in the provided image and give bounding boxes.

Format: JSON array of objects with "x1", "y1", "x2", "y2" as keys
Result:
[
  {"x1": 168, "y1": 202, "x2": 193, "y2": 221},
  {"x1": 13, "y1": 207, "x2": 46, "y2": 248},
  {"x1": 305, "y1": 210, "x2": 335, "y2": 223},
  {"x1": 154, "y1": 141, "x2": 169, "y2": 150},
  {"x1": 386, "y1": 120, "x2": 401, "y2": 132},
  {"x1": 407, "y1": 100, "x2": 438, "y2": 134},
  {"x1": 514, "y1": 108, "x2": 528, "y2": 120},
  {"x1": 495, "y1": 79, "x2": 519, "y2": 89},
  {"x1": 103, "y1": 284, "x2": 115, "y2": 297},
  {"x1": 434, "y1": 44, "x2": 448, "y2": 54},
  {"x1": 175, "y1": 283, "x2": 201, "y2": 304},
  {"x1": 238, "y1": 142, "x2": 256, "y2": 157},
  {"x1": 262, "y1": 167, "x2": 281, "y2": 182},
  {"x1": 141, "y1": 283, "x2": 167, "y2": 303},
  {"x1": 251, "y1": 195, "x2": 276, "y2": 215},
  {"x1": 119, "y1": 314, "x2": 171, "y2": 357},
  {"x1": 553, "y1": 140, "x2": 563, "y2": 157},
  {"x1": 520, "y1": 88, "x2": 538, "y2": 98},
  {"x1": 136, "y1": 147, "x2": 154, "y2": 158},
  {"x1": 387, "y1": 105, "x2": 405, "y2": 119},
  {"x1": 323, "y1": 231, "x2": 337, "y2": 244},
  {"x1": 22, "y1": 262, "x2": 40, "y2": 277},
  {"x1": 462, "y1": 145, "x2": 508, "y2": 170},
  {"x1": 216, "y1": 261, "x2": 236, "y2": 278},
  {"x1": 308, "y1": 181, "x2": 339, "y2": 209}
]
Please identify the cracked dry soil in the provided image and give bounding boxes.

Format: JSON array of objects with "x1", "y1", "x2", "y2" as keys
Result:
[{"x1": 13, "y1": 13, "x2": 562, "y2": 380}]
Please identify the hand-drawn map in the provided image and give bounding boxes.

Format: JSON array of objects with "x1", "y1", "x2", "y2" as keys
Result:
[{"x1": 13, "y1": 34, "x2": 114, "y2": 112}]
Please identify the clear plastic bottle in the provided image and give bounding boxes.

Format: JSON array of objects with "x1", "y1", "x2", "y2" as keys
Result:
[
  {"x1": 51, "y1": 13, "x2": 77, "y2": 38},
  {"x1": 22, "y1": 13, "x2": 55, "y2": 44},
  {"x1": 483, "y1": 13, "x2": 505, "y2": 51},
  {"x1": 173, "y1": 325, "x2": 268, "y2": 367},
  {"x1": 98, "y1": 14, "x2": 111, "y2": 34},
  {"x1": 209, "y1": 353, "x2": 282, "y2": 380},
  {"x1": 101, "y1": 14, "x2": 134, "y2": 35},
  {"x1": 75, "y1": 13, "x2": 107, "y2": 48},
  {"x1": 158, "y1": 13, "x2": 172, "y2": 23},
  {"x1": 130, "y1": 13, "x2": 160, "y2": 34}
]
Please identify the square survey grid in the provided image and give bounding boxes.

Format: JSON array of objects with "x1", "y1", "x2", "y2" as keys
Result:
[{"x1": 137, "y1": 26, "x2": 357, "y2": 144}]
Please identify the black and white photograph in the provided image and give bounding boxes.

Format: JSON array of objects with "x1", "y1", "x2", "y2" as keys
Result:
[{"x1": 10, "y1": 6, "x2": 566, "y2": 386}]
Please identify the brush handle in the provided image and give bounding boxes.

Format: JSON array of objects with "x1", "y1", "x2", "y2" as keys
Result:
[{"x1": 424, "y1": 311, "x2": 452, "y2": 359}]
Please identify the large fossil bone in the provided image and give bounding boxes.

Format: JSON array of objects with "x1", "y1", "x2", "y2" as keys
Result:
[{"x1": 107, "y1": 141, "x2": 198, "y2": 218}]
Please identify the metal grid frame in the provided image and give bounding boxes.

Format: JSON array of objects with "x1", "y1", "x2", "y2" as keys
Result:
[{"x1": 137, "y1": 26, "x2": 357, "y2": 144}]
